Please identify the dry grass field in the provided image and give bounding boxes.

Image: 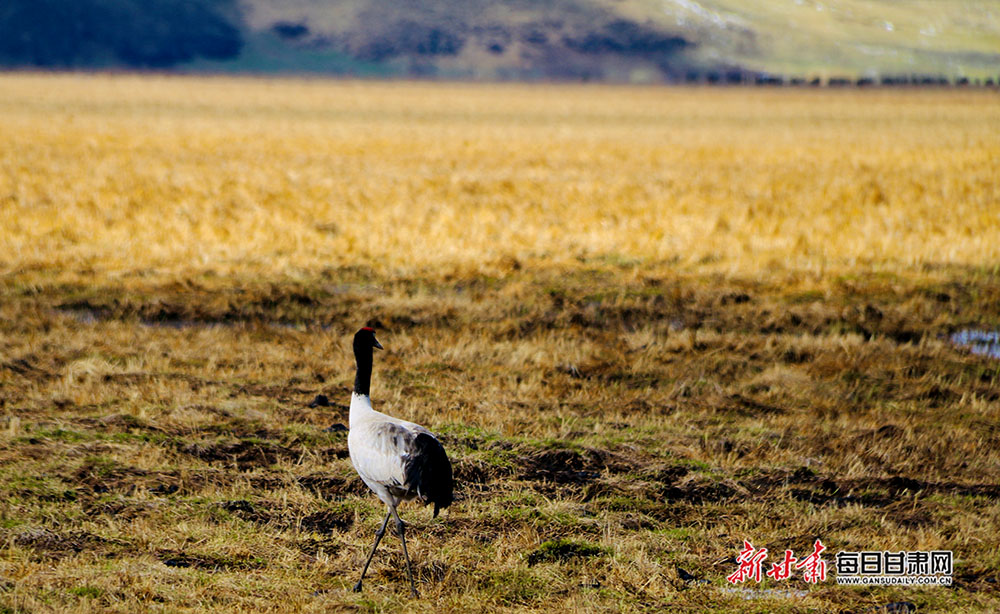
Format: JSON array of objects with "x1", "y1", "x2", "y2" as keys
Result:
[{"x1": 1, "y1": 74, "x2": 1000, "y2": 613}]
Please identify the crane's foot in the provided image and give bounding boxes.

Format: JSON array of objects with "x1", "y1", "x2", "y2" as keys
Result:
[
  {"x1": 409, "y1": 586, "x2": 420, "y2": 598},
  {"x1": 352, "y1": 581, "x2": 363, "y2": 593}
]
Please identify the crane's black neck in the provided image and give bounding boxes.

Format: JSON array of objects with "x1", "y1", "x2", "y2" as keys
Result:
[{"x1": 353, "y1": 339, "x2": 374, "y2": 397}]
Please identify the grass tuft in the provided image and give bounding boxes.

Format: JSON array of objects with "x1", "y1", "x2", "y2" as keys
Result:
[{"x1": 526, "y1": 539, "x2": 607, "y2": 566}]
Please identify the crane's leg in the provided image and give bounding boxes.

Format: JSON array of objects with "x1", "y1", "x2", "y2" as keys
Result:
[
  {"x1": 353, "y1": 510, "x2": 392, "y2": 592},
  {"x1": 390, "y1": 506, "x2": 419, "y2": 597}
]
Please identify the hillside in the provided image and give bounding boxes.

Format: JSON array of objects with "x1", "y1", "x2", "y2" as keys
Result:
[
  {"x1": 221, "y1": 0, "x2": 1000, "y2": 80},
  {"x1": 1, "y1": 0, "x2": 998, "y2": 81}
]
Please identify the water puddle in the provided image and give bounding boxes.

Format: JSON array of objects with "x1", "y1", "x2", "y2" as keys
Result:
[
  {"x1": 950, "y1": 329, "x2": 1000, "y2": 360},
  {"x1": 60, "y1": 307, "x2": 101, "y2": 324},
  {"x1": 719, "y1": 586, "x2": 809, "y2": 600},
  {"x1": 56, "y1": 307, "x2": 227, "y2": 329},
  {"x1": 55, "y1": 308, "x2": 320, "y2": 332}
]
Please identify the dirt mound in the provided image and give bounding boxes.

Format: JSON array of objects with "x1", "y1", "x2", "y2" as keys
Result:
[
  {"x1": 740, "y1": 468, "x2": 1000, "y2": 507},
  {"x1": 83, "y1": 498, "x2": 166, "y2": 520},
  {"x1": 453, "y1": 457, "x2": 513, "y2": 489},
  {"x1": 180, "y1": 440, "x2": 297, "y2": 469},
  {"x1": 296, "y1": 473, "x2": 368, "y2": 498},
  {"x1": 12, "y1": 527, "x2": 122, "y2": 557},
  {"x1": 518, "y1": 446, "x2": 632, "y2": 485},
  {"x1": 299, "y1": 509, "x2": 353, "y2": 533},
  {"x1": 663, "y1": 475, "x2": 744, "y2": 504},
  {"x1": 216, "y1": 499, "x2": 354, "y2": 533},
  {"x1": 71, "y1": 459, "x2": 212, "y2": 496},
  {"x1": 158, "y1": 550, "x2": 266, "y2": 571}
]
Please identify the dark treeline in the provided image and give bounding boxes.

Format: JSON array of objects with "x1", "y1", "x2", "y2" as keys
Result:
[
  {"x1": 0, "y1": 0, "x2": 243, "y2": 68},
  {"x1": 683, "y1": 70, "x2": 998, "y2": 88}
]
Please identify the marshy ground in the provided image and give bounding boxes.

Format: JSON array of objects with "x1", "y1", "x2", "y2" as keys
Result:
[{"x1": 1, "y1": 75, "x2": 999, "y2": 612}]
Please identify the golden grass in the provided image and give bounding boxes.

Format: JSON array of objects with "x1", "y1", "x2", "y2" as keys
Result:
[
  {"x1": 2, "y1": 74, "x2": 999, "y2": 281},
  {"x1": 1, "y1": 74, "x2": 1000, "y2": 613}
]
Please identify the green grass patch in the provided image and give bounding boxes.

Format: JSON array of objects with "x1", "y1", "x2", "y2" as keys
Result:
[
  {"x1": 67, "y1": 586, "x2": 103, "y2": 599},
  {"x1": 483, "y1": 568, "x2": 546, "y2": 605}
]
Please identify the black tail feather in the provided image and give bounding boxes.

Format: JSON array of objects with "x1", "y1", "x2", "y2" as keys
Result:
[{"x1": 405, "y1": 432, "x2": 453, "y2": 516}]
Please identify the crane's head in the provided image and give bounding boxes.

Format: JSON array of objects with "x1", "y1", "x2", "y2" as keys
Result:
[{"x1": 353, "y1": 326, "x2": 383, "y2": 353}]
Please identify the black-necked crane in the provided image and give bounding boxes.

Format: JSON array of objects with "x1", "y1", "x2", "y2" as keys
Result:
[{"x1": 347, "y1": 327, "x2": 453, "y2": 597}]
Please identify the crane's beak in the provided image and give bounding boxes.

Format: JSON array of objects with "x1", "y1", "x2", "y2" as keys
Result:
[{"x1": 373, "y1": 337, "x2": 383, "y2": 350}]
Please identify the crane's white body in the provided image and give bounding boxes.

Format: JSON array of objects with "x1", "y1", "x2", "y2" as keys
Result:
[
  {"x1": 345, "y1": 327, "x2": 452, "y2": 597},
  {"x1": 348, "y1": 391, "x2": 434, "y2": 508}
]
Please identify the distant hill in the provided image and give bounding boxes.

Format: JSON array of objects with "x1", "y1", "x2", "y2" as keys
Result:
[
  {"x1": 2, "y1": 0, "x2": 998, "y2": 81},
  {"x1": 0, "y1": 0, "x2": 243, "y2": 68}
]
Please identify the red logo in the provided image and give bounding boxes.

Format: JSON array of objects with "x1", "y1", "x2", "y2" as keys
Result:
[
  {"x1": 726, "y1": 540, "x2": 768, "y2": 584},
  {"x1": 767, "y1": 549, "x2": 798, "y2": 581},
  {"x1": 796, "y1": 539, "x2": 828, "y2": 583},
  {"x1": 728, "y1": 539, "x2": 827, "y2": 584}
]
